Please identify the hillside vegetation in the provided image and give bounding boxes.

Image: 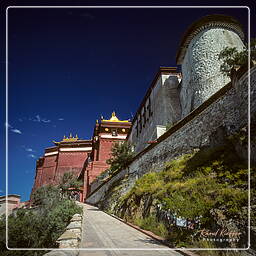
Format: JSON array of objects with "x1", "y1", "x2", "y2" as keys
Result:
[{"x1": 102, "y1": 127, "x2": 255, "y2": 251}]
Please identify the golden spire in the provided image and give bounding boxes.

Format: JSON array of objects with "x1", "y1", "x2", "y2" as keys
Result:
[
  {"x1": 53, "y1": 134, "x2": 79, "y2": 145},
  {"x1": 63, "y1": 133, "x2": 79, "y2": 142},
  {"x1": 102, "y1": 111, "x2": 130, "y2": 123}
]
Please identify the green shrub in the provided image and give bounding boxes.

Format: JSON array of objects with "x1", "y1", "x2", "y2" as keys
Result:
[
  {"x1": 134, "y1": 215, "x2": 168, "y2": 238},
  {"x1": 106, "y1": 141, "x2": 134, "y2": 174},
  {"x1": 0, "y1": 173, "x2": 83, "y2": 255},
  {"x1": 218, "y1": 38, "x2": 256, "y2": 77},
  {"x1": 117, "y1": 138, "x2": 250, "y2": 248}
]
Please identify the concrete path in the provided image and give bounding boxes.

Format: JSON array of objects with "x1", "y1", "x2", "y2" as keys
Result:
[{"x1": 79, "y1": 204, "x2": 183, "y2": 256}]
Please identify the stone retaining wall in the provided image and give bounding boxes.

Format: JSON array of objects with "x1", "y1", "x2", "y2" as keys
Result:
[
  {"x1": 43, "y1": 213, "x2": 83, "y2": 256},
  {"x1": 86, "y1": 66, "x2": 255, "y2": 205}
]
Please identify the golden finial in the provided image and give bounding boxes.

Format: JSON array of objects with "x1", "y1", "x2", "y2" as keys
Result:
[
  {"x1": 96, "y1": 119, "x2": 99, "y2": 124},
  {"x1": 56, "y1": 133, "x2": 79, "y2": 143},
  {"x1": 102, "y1": 111, "x2": 129, "y2": 123}
]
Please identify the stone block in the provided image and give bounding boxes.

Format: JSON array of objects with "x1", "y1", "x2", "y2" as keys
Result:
[
  {"x1": 66, "y1": 221, "x2": 82, "y2": 230},
  {"x1": 70, "y1": 215, "x2": 82, "y2": 222},
  {"x1": 58, "y1": 239, "x2": 79, "y2": 248},
  {"x1": 57, "y1": 230, "x2": 79, "y2": 241}
]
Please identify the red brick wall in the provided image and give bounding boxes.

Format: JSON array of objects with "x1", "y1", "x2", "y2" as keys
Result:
[
  {"x1": 57, "y1": 152, "x2": 87, "y2": 167},
  {"x1": 98, "y1": 139, "x2": 122, "y2": 161},
  {"x1": 54, "y1": 152, "x2": 88, "y2": 182},
  {"x1": 89, "y1": 160, "x2": 109, "y2": 183},
  {"x1": 34, "y1": 166, "x2": 43, "y2": 189},
  {"x1": 41, "y1": 155, "x2": 58, "y2": 186}
]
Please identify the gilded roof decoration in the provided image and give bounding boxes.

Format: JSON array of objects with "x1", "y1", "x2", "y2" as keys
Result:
[
  {"x1": 102, "y1": 112, "x2": 130, "y2": 123},
  {"x1": 53, "y1": 134, "x2": 79, "y2": 144}
]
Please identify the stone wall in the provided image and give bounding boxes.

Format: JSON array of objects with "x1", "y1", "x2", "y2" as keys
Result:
[
  {"x1": 128, "y1": 70, "x2": 181, "y2": 153},
  {"x1": 0, "y1": 195, "x2": 21, "y2": 216},
  {"x1": 86, "y1": 66, "x2": 255, "y2": 205},
  {"x1": 178, "y1": 23, "x2": 244, "y2": 118},
  {"x1": 43, "y1": 213, "x2": 83, "y2": 256}
]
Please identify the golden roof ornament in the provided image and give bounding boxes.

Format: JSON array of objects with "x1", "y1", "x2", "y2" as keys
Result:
[
  {"x1": 53, "y1": 134, "x2": 80, "y2": 144},
  {"x1": 62, "y1": 133, "x2": 79, "y2": 142},
  {"x1": 102, "y1": 111, "x2": 130, "y2": 123}
]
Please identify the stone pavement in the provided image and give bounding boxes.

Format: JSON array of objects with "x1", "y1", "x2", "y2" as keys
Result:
[{"x1": 78, "y1": 204, "x2": 183, "y2": 256}]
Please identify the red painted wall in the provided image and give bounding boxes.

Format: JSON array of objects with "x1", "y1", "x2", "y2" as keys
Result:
[
  {"x1": 54, "y1": 152, "x2": 88, "y2": 183},
  {"x1": 32, "y1": 151, "x2": 89, "y2": 196},
  {"x1": 98, "y1": 139, "x2": 115, "y2": 161}
]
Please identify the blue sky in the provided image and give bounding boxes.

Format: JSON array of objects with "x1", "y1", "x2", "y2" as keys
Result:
[{"x1": 0, "y1": 2, "x2": 252, "y2": 201}]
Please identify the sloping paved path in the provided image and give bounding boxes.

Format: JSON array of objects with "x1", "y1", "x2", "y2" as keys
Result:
[{"x1": 79, "y1": 204, "x2": 183, "y2": 256}]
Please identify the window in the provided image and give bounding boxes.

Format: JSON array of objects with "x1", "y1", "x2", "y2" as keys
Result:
[
  {"x1": 148, "y1": 97, "x2": 153, "y2": 117},
  {"x1": 139, "y1": 114, "x2": 142, "y2": 133},
  {"x1": 135, "y1": 122, "x2": 138, "y2": 137},
  {"x1": 112, "y1": 129, "x2": 117, "y2": 136},
  {"x1": 143, "y1": 107, "x2": 146, "y2": 126}
]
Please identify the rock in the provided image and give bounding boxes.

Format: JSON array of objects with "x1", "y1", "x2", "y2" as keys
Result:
[
  {"x1": 70, "y1": 215, "x2": 82, "y2": 222},
  {"x1": 58, "y1": 239, "x2": 79, "y2": 248},
  {"x1": 66, "y1": 221, "x2": 82, "y2": 230},
  {"x1": 57, "y1": 230, "x2": 79, "y2": 241}
]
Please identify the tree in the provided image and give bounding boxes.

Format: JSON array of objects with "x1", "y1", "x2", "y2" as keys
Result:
[
  {"x1": 218, "y1": 38, "x2": 256, "y2": 77},
  {"x1": 30, "y1": 184, "x2": 60, "y2": 208},
  {"x1": 58, "y1": 172, "x2": 83, "y2": 199},
  {"x1": 106, "y1": 141, "x2": 135, "y2": 175}
]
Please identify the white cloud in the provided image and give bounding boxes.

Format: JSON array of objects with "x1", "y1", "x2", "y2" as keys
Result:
[
  {"x1": 28, "y1": 154, "x2": 36, "y2": 159},
  {"x1": 33, "y1": 115, "x2": 51, "y2": 123},
  {"x1": 22, "y1": 145, "x2": 35, "y2": 152},
  {"x1": 18, "y1": 118, "x2": 23, "y2": 122},
  {"x1": 11, "y1": 129, "x2": 22, "y2": 134},
  {"x1": 58, "y1": 118, "x2": 64, "y2": 121},
  {"x1": 34, "y1": 115, "x2": 41, "y2": 122},
  {"x1": 41, "y1": 118, "x2": 51, "y2": 123},
  {"x1": 6, "y1": 123, "x2": 22, "y2": 134}
]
